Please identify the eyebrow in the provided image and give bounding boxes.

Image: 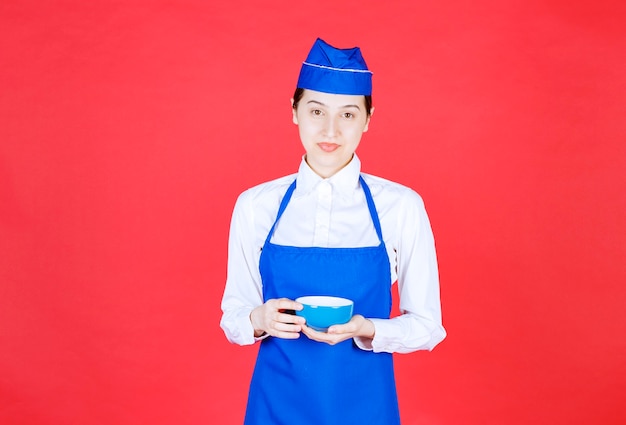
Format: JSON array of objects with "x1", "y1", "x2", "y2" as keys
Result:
[{"x1": 306, "y1": 100, "x2": 361, "y2": 110}]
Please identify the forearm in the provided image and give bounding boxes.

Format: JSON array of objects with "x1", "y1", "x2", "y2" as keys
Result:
[
  {"x1": 220, "y1": 304, "x2": 258, "y2": 346},
  {"x1": 354, "y1": 313, "x2": 446, "y2": 353}
]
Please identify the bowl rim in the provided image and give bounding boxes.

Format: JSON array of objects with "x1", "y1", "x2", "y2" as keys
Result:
[{"x1": 295, "y1": 295, "x2": 354, "y2": 307}]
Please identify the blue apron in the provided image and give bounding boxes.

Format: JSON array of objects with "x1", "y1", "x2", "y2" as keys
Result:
[{"x1": 244, "y1": 176, "x2": 400, "y2": 425}]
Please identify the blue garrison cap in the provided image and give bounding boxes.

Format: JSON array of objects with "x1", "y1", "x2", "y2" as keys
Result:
[{"x1": 296, "y1": 38, "x2": 372, "y2": 96}]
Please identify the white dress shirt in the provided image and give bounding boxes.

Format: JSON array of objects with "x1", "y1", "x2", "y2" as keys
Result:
[{"x1": 220, "y1": 155, "x2": 446, "y2": 353}]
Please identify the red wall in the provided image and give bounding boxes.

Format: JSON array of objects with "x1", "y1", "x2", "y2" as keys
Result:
[{"x1": 1, "y1": 1, "x2": 625, "y2": 424}]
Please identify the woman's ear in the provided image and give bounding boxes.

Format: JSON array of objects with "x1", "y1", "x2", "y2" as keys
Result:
[
  {"x1": 291, "y1": 98, "x2": 298, "y2": 125},
  {"x1": 363, "y1": 107, "x2": 374, "y2": 132}
]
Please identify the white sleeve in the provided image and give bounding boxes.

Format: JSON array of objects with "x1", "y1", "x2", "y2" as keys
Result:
[
  {"x1": 220, "y1": 190, "x2": 264, "y2": 346},
  {"x1": 355, "y1": 190, "x2": 446, "y2": 353}
]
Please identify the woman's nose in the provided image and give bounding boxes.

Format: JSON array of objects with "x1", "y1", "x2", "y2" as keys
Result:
[{"x1": 323, "y1": 117, "x2": 339, "y2": 138}]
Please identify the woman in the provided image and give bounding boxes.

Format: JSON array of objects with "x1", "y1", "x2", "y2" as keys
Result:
[{"x1": 220, "y1": 38, "x2": 446, "y2": 424}]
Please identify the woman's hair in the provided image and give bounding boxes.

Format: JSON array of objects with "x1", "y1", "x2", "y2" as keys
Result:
[{"x1": 292, "y1": 88, "x2": 373, "y2": 116}]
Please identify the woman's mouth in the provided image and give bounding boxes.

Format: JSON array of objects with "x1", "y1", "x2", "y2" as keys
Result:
[{"x1": 318, "y1": 142, "x2": 339, "y2": 152}]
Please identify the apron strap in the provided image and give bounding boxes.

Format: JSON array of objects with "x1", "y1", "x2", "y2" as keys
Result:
[
  {"x1": 359, "y1": 175, "x2": 384, "y2": 244},
  {"x1": 264, "y1": 179, "x2": 297, "y2": 245}
]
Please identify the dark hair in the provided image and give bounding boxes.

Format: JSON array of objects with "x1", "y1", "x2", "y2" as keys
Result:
[{"x1": 292, "y1": 88, "x2": 373, "y2": 116}]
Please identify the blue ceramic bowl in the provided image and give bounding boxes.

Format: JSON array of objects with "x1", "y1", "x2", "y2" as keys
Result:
[{"x1": 295, "y1": 296, "x2": 354, "y2": 332}]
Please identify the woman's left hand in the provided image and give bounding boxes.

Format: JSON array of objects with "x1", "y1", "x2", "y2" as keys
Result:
[{"x1": 300, "y1": 314, "x2": 375, "y2": 345}]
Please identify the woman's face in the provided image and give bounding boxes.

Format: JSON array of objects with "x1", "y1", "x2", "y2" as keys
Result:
[{"x1": 292, "y1": 89, "x2": 371, "y2": 178}]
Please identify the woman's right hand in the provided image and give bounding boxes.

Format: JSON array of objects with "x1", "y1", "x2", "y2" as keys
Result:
[{"x1": 250, "y1": 298, "x2": 305, "y2": 339}]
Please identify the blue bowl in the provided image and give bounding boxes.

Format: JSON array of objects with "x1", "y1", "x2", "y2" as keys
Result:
[{"x1": 295, "y1": 296, "x2": 354, "y2": 332}]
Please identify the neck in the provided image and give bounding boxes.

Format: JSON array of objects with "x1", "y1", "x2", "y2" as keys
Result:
[{"x1": 305, "y1": 155, "x2": 353, "y2": 179}]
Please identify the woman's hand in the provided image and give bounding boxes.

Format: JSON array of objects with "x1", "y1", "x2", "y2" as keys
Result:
[
  {"x1": 300, "y1": 314, "x2": 375, "y2": 345},
  {"x1": 250, "y1": 298, "x2": 305, "y2": 339}
]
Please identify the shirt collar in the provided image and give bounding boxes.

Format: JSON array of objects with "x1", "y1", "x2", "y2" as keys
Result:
[{"x1": 295, "y1": 154, "x2": 362, "y2": 198}]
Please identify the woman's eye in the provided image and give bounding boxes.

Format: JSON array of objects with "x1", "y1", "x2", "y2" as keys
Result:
[
  {"x1": 311, "y1": 109, "x2": 323, "y2": 116},
  {"x1": 343, "y1": 112, "x2": 354, "y2": 119}
]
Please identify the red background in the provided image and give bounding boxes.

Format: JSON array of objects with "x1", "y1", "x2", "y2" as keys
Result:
[{"x1": 1, "y1": 1, "x2": 625, "y2": 424}]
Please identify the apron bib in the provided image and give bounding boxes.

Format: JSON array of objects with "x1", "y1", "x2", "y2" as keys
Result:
[{"x1": 244, "y1": 176, "x2": 400, "y2": 425}]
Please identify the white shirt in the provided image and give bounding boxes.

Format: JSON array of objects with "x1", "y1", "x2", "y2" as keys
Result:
[{"x1": 220, "y1": 155, "x2": 446, "y2": 353}]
